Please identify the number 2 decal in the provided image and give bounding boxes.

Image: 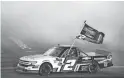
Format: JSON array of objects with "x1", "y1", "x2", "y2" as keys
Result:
[{"x1": 63, "y1": 60, "x2": 76, "y2": 70}]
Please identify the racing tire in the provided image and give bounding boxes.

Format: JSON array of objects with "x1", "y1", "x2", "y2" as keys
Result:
[
  {"x1": 39, "y1": 63, "x2": 52, "y2": 76},
  {"x1": 88, "y1": 61, "x2": 100, "y2": 74}
]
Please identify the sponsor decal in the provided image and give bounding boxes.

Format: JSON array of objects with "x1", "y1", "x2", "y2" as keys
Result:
[
  {"x1": 42, "y1": 60, "x2": 50, "y2": 62},
  {"x1": 94, "y1": 57, "x2": 106, "y2": 60}
]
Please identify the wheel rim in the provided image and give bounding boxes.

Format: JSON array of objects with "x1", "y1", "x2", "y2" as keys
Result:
[{"x1": 40, "y1": 64, "x2": 51, "y2": 75}]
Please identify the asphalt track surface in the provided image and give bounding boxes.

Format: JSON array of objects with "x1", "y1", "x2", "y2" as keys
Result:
[{"x1": 1, "y1": 66, "x2": 124, "y2": 78}]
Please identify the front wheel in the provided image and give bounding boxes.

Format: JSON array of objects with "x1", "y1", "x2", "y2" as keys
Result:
[{"x1": 39, "y1": 63, "x2": 52, "y2": 76}]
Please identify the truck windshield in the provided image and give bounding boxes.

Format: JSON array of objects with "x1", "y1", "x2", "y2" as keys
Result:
[{"x1": 43, "y1": 47, "x2": 65, "y2": 57}]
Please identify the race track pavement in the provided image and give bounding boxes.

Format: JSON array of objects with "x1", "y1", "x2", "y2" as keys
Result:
[{"x1": 1, "y1": 66, "x2": 124, "y2": 78}]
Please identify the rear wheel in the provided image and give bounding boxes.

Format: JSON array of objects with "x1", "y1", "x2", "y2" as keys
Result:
[
  {"x1": 88, "y1": 61, "x2": 100, "y2": 73},
  {"x1": 39, "y1": 63, "x2": 52, "y2": 76}
]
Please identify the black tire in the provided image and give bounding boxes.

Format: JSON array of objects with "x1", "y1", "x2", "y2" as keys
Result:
[
  {"x1": 39, "y1": 63, "x2": 52, "y2": 76},
  {"x1": 88, "y1": 61, "x2": 100, "y2": 74}
]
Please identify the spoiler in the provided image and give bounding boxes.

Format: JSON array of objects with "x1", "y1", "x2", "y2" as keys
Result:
[{"x1": 95, "y1": 49, "x2": 111, "y2": 56}]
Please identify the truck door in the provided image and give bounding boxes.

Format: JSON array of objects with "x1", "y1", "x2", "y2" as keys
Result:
[{"x1": 60, "y1": 48, "x2": 78, "y2": 72}]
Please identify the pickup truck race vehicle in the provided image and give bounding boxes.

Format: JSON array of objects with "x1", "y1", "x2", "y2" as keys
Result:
[{"x1": 16, "y1": 45, "x2": 113, "y2": 76}]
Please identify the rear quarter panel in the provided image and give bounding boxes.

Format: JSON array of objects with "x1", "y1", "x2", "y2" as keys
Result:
[{"x1": 93, "y1": 56, "x2": 113, "y2": 68}]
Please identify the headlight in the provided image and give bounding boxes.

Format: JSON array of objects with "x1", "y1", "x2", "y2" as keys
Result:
[
  {"x1": 19, "y1": 60, "x2": 37, "y2": 65},
  {"x1": 29, "y1": 61, "x2": 37, "y2": 65}
]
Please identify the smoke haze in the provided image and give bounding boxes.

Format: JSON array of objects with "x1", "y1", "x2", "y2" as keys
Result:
[{"x1": 1, "y1": 1, "x2": 124, "y2": 66}]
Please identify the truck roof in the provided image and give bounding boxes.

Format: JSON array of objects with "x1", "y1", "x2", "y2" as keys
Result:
[{"x1": 55, "y1": 44, "x2": 77, "y2": 48}]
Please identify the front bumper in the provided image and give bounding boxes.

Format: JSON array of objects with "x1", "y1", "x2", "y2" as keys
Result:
[
  {"x1": 16, "y1": 64, "x2": 39, "y2": 73},
  {"x1": 16, "y1": 68, "x2": 39, "y2": 73}
]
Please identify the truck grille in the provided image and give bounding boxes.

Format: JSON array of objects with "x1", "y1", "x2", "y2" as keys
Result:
[
  {"x1": 19, "y1": 63, "x2": 29, "y2": 67},
  {"x1": 19, "y1": 60, "x2": 31, "y2": 66}
]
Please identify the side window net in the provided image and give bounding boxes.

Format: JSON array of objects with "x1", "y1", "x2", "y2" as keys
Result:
[
  {"x1": 61, "y1": 49, "x2": 69, "y2": 58},
  {"x1": 61, "y1": 49, "x2": 77, "y2": 57}
]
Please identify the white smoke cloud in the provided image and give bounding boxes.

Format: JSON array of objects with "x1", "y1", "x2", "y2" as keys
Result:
[{"x1": 2, "y1": 1, "x2": 124, "y2": 65}]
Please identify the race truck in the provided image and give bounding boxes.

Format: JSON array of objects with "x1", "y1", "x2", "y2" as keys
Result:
[{"x1": 16, "y1": 45, "x2": 113, "y2": 76}]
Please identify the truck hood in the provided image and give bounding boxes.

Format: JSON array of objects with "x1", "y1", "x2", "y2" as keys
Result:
[{"x1": 20, "y1": 54, "x2": 55, "y2": 61}]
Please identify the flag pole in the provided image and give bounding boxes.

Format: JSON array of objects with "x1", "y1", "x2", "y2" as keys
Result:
[
  {"x1": 67, "y1": 38, "x2": 77, "y2": 55},
  {"x1": 67, "y1": 20, "x2": 86, "y2": 55},
  {"x1": 79, "y1": 20, "x2": 86, "y2": 36}
]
